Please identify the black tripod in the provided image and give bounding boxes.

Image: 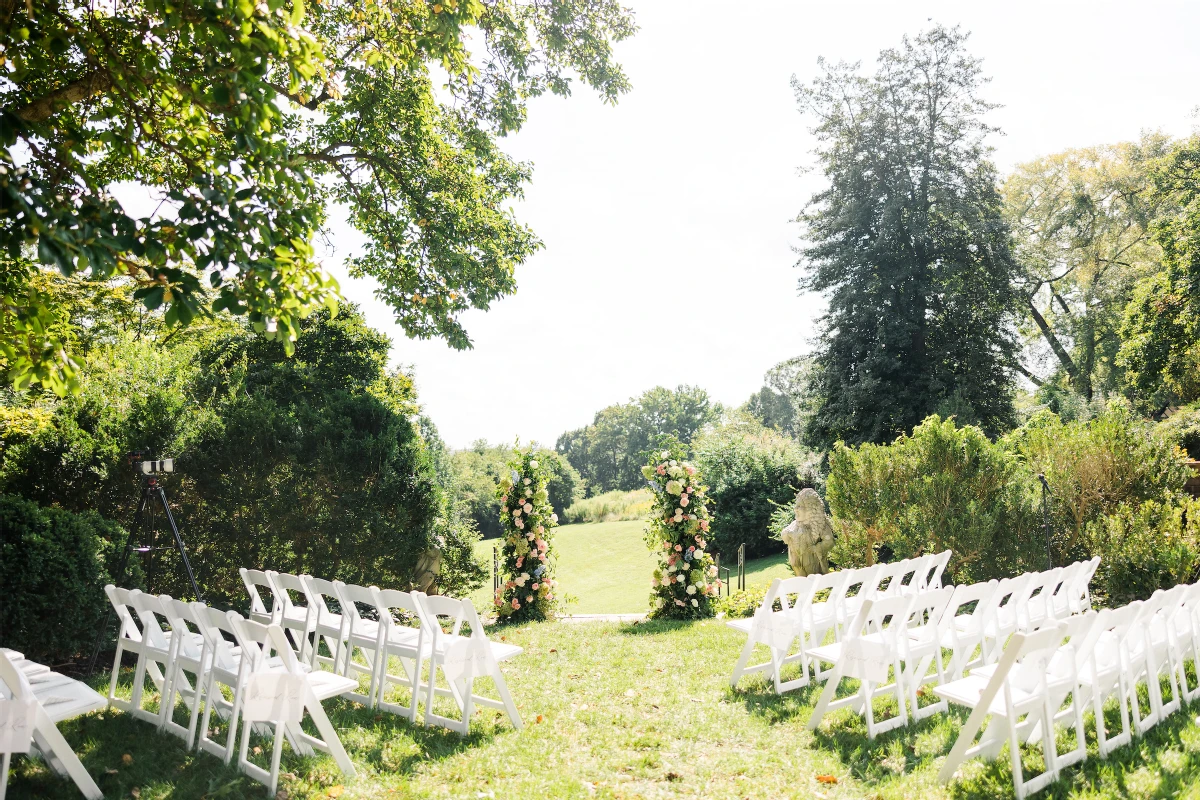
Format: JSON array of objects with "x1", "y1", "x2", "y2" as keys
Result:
[{"x1": 86, "y1": 460, "x2": 203, "y2": 673}]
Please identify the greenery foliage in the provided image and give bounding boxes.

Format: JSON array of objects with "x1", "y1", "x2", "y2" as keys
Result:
[
  {"x1": 0, "y1": 493, "x2": 136, "y2": 663},
  {"x1": 1158, "y1": 403, "x2": 1200, "y2": 460},
  {"x1": 643, "y1": 443, "x2": 719, "y2": 619},
  {"x1": 450, "y1": 441, "x2": 580, "y2": 539},
  {"x1": 560, "y1": 488, "x2": 652, "y2": 525},
  {"x1": 692, "y1": 415, "x2": 820, "y2": 560},
  {"x1": 1084, "y1": 496, "x2": 1200, "y2": 607},
  {"x1": 2, "y1": 0, "x2": 635, "y2": 393},
  {"x1": 494, "y1": 447, "x2": 561, "y2": 622},
  {"x1": 556, "y1": 385, "x2": 719, "y2": 495},
  {"x1": 795, "y1": 26, "x2": 1020, "y2": 450},
  {"x1": 827, "y1": 406, "x2": 1192, "y2": 596},
  {"x1": 827, "y1": 415, "x2": 1036, "y2": 583},
  {"x1": 0, "y1": 305, "x2": 485, "y2": 607}
]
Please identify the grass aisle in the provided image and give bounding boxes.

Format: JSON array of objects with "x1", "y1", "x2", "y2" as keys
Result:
[
  {"x1": 471, "y1": 520, "x2": 794, "y2": 614},
  {"x1": 11, "y1": 620, "x2": 1200, "y2": 799}
]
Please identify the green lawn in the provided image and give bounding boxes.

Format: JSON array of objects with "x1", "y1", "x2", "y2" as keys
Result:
[
  {"x1": 11, "y1": 620, "x2": 1200, "y2": 799},
  {"x1": 471, "y1": 519, "x2": 794, "y2": 614}
]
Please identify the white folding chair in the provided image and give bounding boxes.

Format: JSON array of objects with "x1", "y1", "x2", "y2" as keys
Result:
[
  {"x1": 194, "y1": 605, "x2": 253, "y2": 764},
  {"x1": 373, "y1": 588, "x2": 429, "y2": 719},
  {"x1": 1075, "y1": 604, "x2": 1138, "y2": 759},
  {"x1": 1015, "y1": 568, "x2": 1062, "y2": 633},
  {"x1": 300, "y1": 575, "x2": 348, "y2": 672},
  {"x1": 899, "y1": 586, "x2": 954, "y2": 721},
  {"x1": 414, "y1": 595, "x2": 523, "y2": 734},
  {"x1": 923, "y1": 550, "x2": 952, "y2": 590},
  {"x1": 158, "y1": 596, "x2": 210, "y2": 748},
  {"x1": 1124, "y1": 585, "x2": 1186, "y2": 733},
  {"x1": 332, "y1": 581, "x2": 386, "y2": 707},
  {"x1": 891, "y1": 555, "x2": 932, "y2": 597},
  {"x1": 807, "y1": 594, "x2": 915, "y2": 738},
  {"x1": 239, "y1": 568, "x2": 279, "y2": 625},
  {"x1": 834, "y1": 565, "x2": 881, "y2": 641},
  {"x1": 935, "y1": 624, "x2": 1068, "y2": 800},
  {"x1": 728, "y1": 576, "x2": 813, "y2": 693},
  {"x1": 980, "y1": 574, "x2": 1030, "y2": 663},
  {"x1": 103, "y1": 586, "x2": 163, "y2": 714},
  {"x1": 940, "y1": 580, "x2": 998, "y2": 679},
  {"x1": 228, "y1": 617, "x2": 357, "y2": 796},
  {"x1": 1171, "y1": 583, "x2": 1200, "y2": 702},
  {"x1": 266, "y1": 571, "x2": 316, "y2": 661},
  {"x1": 1047, "y1": 561, "x2": 1084, "y2": 621},
  {"x1": 1068, "y1": 557, "x2": 1100, "y2": 614},
  {"x1": 0, "y1": 651, "x2": 106, "y2": 800}
]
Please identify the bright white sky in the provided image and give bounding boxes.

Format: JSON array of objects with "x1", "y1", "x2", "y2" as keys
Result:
[{"x1": 322, "y1": 0, "x2": 1200, "y2": 450}]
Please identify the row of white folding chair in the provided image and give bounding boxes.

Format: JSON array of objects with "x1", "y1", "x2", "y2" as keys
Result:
[
  {"x1": 729, "y1": 553, "x2": 953, "y2": 694},
  {"x1": 240, "y1": 568, "x2": 525, "y2": 735},
  {"x1": 102, "y1": 585, "x2": 358, "y2": 795},
  {"x1": 0, "y1": 649, "x2": 107, "y2": 800},
  {"x1": 935, "y1": 579, "x2": 1200, "y2": 798},
  {"x1": 805, "y1": 588, "x2": 955, "y2": 737}
]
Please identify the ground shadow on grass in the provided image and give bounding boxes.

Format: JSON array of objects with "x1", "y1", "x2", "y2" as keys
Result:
[
  {"x1": 6, "y1": 669, "x2": 494, "y2": 800},
  {"x1": 616, "y1": 618, "x2": 698, "y2": 636}
]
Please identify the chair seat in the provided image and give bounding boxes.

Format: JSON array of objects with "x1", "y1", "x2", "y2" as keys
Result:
[
  {"x1": 726, "y1": 618, "x2": 754, "y2": 634},
  {"x1": 934, "y1": 674, "x2": 1038, "y2": 715},
  {"x1": 307, "y1": 670, "x2": 358, "y2": 701},
  {"x1": 31, "y1": 677, "x2": 107, "y2": 723},
  {"x1": 430, "y1": 636, "x2": 522, "y2": 663},
  {"x1": 809, "y1": 642, "x2": 842, "y2": 664},
  {"x1": 1, "y1": 647, "x2": 24, "y2": 660}
]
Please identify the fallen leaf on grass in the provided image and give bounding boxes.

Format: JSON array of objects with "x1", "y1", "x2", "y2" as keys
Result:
[
  {"x1": 535, "y1": 715, "x2": 544, "y2": 724},
  {"x1": 664, "y1": 772, "x2": 682, "y2": 782},
  {"x1": 816, "y1": 774, "x2": 838, "y2": 784},
  {"x1": 121, "y1": 754, "x2": 133, "y2": 766},
  {"x1": 549, "y1": 648, "x2": 557, "y2": 653},
  {"x1": 253, "y1": 746, "x2": 263, "y2": 755},
  {"x1": 327, "y1": 786, "x2": 344, "y2": 798}
]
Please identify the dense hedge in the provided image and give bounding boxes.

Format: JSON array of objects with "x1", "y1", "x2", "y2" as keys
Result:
[
  {"x1": 0, "y1": 494, "x2": 136, "y2": 663},
  {"x1": 827, "y1": 405, "x2": 1193, "y2": 602},
  {"x1": 693, "y1": 418, "x2": 821, "y2": 560}
]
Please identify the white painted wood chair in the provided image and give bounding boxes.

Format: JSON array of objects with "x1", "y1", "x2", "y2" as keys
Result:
[
  {"x1": 227, "y1": 616, "x2": 357, "y2": 796},
  {"x1": 157, "y1": 595, "x2": 210, "y2": 748},
  {"x1": 980, "y1": 574, "x2": 1030, "y2": 663},
  {"x1": 728, "y1": 576, "x2": 814, "y2": 693},
  {"x1": 265, "y1": 571, "x2": 317, "y2": 661},
  {"x1": 1066, "y1": 557, "x2": 1100, "y2": 615},
  {"x1": 899, "y1": 586, "x2": 954, "y2": 721},
  {"x1": 0, "y1": 651, "x2": 106, "y2": 800},
  {"x1": 923, "y1": 550, "x2": 952, "y2": 591},
  {"x1": 332, "y1": 581, "x2": 386, "y2": 707},
  {"x1": 935, "y1": 623, "x2": 1068, "y2": 800},
  {"x1": 239, "y1": 568, "x2": 279, "y2": 625},
  {"x1": 1075, "y1": 604, "x2": 1137, "y2": 758},
  {"x1": 104, "y1": 585, "x2": 162, "y2": 714},
  {"x1": 1171, "y1": 582, "x2": 1200, "y2": 702},
  {"x1": 834, "y1": 565, "x2": 880, "y2": 641},
  {"x1": 300, "y1": 575, "x2": 347, "y2": 672},
  {"x1": 1124, "y1": 585, "x2": 1186, "y2": 734},
  {"x1": 807, "y1": 594, "x2": 915, "y2": 738},
  {"x1": 940, "y1": 580, "x2": 998, "y2": 679},
  {"x1": 125, "y1": 591, "x2": 180, "y2": 728},
  {"x1": 413, "y1": 594, "x2": 523, "y2": 734},
  {"x1": 1015, "y1": 568, "x2": 1063, "y2": 633},
  {"x1": 194, "y1": 604, "x2": 254, "y2": 764},
  {"x1": 373, "y1": 588, "x2": 429, "y2": 719}
]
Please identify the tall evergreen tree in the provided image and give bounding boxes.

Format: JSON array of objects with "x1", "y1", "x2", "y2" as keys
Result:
[{"x1": 794, "y1": 25, "x2": 1020, "y2": 449}]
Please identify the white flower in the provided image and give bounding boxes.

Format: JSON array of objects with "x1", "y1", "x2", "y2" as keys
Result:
[
  {"x1": 512, "y1": 508, "x2": 521, "y2": 517},
  {"x1": 550, "y1": 513, "x2": 559, "y2": 523},
  {"x1": 670, "y1": 460, "x2": 678, "y2": 467},
  {"x1": 523, "y1": 503, "x2": 533, "y2": 513},
  {"x1": 686, "y1": 585, "x2": 696, "y2": 595},
  {"x1": 530, "y1": 459, "x2": 539, "y2": 469},
  {"x1": 665, "y1": 480, "x2": 682, "y2": 495},
  {"x1": 516, "y1": 519, "x2": 524, "y2": 529},
  {"x1": 668, "y1": 564, "x2": 676, "y2": 573},
  {"x1": 515, "y1": 576, "x2": 526, "y2": 587},
  {"x1": 523, "y1": 478, "x2": 531, "y2": 485},
  {"x1": 661, "y1": 450, "x2": 670, "y2": 458},
  {"x1": 521, "y1": 572, "x2": 530, "y2": 580},
  {"x1": 677, "y1": 574, "x2": 687, "y2": 584},
  {"x1": 527, "y1": 533, "x2": 535, "y2": 540},
  {"x1": 691, "y1": 599, "x2": 698, "y2": 607}
]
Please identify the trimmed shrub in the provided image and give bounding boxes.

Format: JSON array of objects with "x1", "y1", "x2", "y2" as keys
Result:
[
  {"x1": 1084, "y1": 497, "x2": 1200, "y2": 606},
  {"x1": 827, "y1": 415, "x2": 1039, "y2": 583},
  {"x1": 0, "y1": 494, "x2": 135, "y2": 663},
  {"x1": 1158, "y1": 403, "x2": 1200, "y2": 460},
  {"x1": 693, "y1": 418, "x2": 821, "y2": 560}
]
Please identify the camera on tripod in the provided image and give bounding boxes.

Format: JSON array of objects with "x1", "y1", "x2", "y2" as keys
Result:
[{"x1": 127, "y1": 449, "x2": 174, "y2": 475}]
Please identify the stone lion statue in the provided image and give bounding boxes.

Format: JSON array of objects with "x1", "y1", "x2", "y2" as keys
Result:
[{"x1": 780, "y1": 488, "x2": 835, "y2": 577}]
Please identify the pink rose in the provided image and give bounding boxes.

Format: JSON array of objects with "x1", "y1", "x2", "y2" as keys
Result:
[
  {"x1": 512, "y1": 599, "x2": 520, "y2": 609},
  {"x1": 500, "y1": 495, "x2": 507, "y2": 503},
  {"x1": 516, "y1": 557, "x2": 524, "y2": 568},
  {"x1": 686, "y1": 465, "x2": 696, "y2": 475},
  {"x1": 675, "y1": 599, "x2": 685, "y2": 607},
  {"x1": 539, "y1": 553, "x2": 547, "y2": 562},
  {"x1": 680, "y1": 496, "x2": 689, "y2": 507},
  {"x1": 699, "y1": 520, "x2": 709, "y2": 531},
  {"x1": 547, "y1": 593, "x2": 554, "y2": 601},
  {"x1": 675, "y1": 544, "x2": 682, "y2": 552},
  {"x1": 656, "y1": 466, "x2": 665, "y2": 475},
  {"x1": 506, "y1": 580, "x2": 515, "y2": 589},
  {"x1": 526, "y1": 595, "x2": 533, "y2": 602},
  {"x1": 495, "y1": 597, "x2": 502, "y2": 606},
  {"x1": 532, "y1": 583, "x2": 539, "y2": 590}
]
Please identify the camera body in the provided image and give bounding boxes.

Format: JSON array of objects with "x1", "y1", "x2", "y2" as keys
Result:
[{"x1": 127, "y1": 450, "x2": 174, "y2": 475}]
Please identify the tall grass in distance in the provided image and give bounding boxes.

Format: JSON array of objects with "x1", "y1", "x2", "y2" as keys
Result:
[{"x1": 562, "y1": 488, "x2": 653, "y2": 524}]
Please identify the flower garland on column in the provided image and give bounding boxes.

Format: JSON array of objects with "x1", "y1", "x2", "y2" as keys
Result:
[
  {"x1": 494, "y1": 447, "x2": 561, "y2": 622},
  {"x1": 642, "y1": 446, "x2": 720, "y2": 618}
]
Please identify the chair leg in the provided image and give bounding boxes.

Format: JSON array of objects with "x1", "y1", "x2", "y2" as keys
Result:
[
  {"x1": 32, "y1": 709, "x2": 103, "y2": 800},
  {"x1": 491, "y1": 665, "x2": 523, "y2": 730},
  {"x1": 305, "y1": 695, "x2": 357, "y2": 779}
]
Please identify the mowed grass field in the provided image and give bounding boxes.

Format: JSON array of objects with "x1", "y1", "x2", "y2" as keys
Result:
[
  {"x1": 470, "y1": 519, "x2": 794, "y2": 614},
  {"x1": 13, "y1": 620, "x2": 1200, "y2": 800}
]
